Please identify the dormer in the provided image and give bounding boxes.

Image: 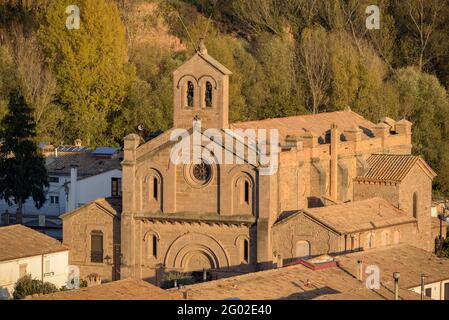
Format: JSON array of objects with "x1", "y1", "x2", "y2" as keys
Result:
[{"x1": 173, "y1": 39, "x2": 232, "y2": 129}]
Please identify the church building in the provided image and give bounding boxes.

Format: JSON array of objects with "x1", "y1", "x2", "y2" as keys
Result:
[{"x1": 61, "y1": 43, "x2": 438, "y2": 284}]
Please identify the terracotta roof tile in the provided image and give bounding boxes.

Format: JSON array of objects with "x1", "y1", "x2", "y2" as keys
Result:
[
  {"x1": 303, "y1": 198, "x2": 416, "y2": 234},
  {"x1": 355, "y1": 154, "x2": 436, "y2": 183},
  {"x1": 230, "y1": 110, "x2": 376, "y2": 143},
  {"x1": 0, "y1": 225, "x2": 68, "y2": 261},
  {"x1": 337, "y1": 244, "x2": 449, "y2": 289},
  {"x1": 30, "y1": 278, "x2": 178, "y2": 300},
  {"x1": 173, "y1": 262, "x2": 420, "y2": 300}
]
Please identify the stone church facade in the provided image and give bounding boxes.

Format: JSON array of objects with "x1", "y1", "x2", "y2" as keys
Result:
[{"x1": 62, "y1": 45, "x2": 437, "y2": 284}]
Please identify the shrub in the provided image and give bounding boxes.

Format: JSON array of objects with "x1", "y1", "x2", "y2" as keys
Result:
[{"x1": 13, "y1": 274, "x2": 58, "y2": 299}]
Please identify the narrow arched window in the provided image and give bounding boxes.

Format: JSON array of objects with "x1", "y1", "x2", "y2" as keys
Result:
[
  {"x1": 205, "y1": 81, "x2": 212, "y2": 108},
  {"x1": 152, "y1": 235, "x2": 158, "y2": 258},
  {"x1": 413, "y1": 192, "x2": 418, "y2": 218},
  {"x1": 243, "y1": 239, "x2": 249, "y2": 263},
  {"x1": 244, "y1": 181, "x2": 249, "y2": 204},
  {"x1": 153, "y1": 177, "x2": 158, "y2": 200},
  {"x1": 91, "y1": 230, "x2": 103, "y2": 263},
  {"x1": 187, "y1": 81, "x2": 194, "y2": 107}
]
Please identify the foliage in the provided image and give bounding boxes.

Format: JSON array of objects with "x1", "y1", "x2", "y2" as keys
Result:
[
  {"x1": 390, "y1": 67, "x2": 449, "y2": 192},
  {"x1": 2, "y1": 0, "x2": 449, "y2": 196},
  {"x1": 0, "y1": 90, "x2": 48, "y2": 212},
  {"x1": 161, "y1": 272, "x2": 195, "y2": 289},
  {"x1": 13, "y1": 274, "x2": 58, "y2": 299},
  {"x1": 38, "y1": 0, "x2": 135, "y2": 146}
]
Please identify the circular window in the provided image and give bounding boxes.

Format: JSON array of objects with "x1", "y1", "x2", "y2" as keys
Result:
[
  {"x1": 193, "y1": 163, "x2": 211, "y2": 182},
  {"x1": 184, "y1": 161, "x2": 213, "y2": 188}
]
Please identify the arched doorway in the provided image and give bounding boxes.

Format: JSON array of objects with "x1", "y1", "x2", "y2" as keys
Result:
[
  {"x1": 164, "y1": 233, "x2": 230, "y2": 272},
  {"x1": 295, "y1": 240, "x2": 311, "y2": 259},
  {"x1": 184, "y1": 251, "x2": 215, "y2": 272}
]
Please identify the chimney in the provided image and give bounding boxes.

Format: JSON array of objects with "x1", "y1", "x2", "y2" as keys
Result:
[
  {"x1": 54, "y1": 147, "x2": 58, "y2": 158},
  {"x1": 330, "y1": 123, "x2": 339, "y2": 200},
  {"x1": 420, "y1": 274, "x2": 426, "y2": 300},
  {"x1": 68, "y1": 165, "x2": 78, "y2": 211},
  {"x1": 74, "y1": 139, "x2": 82, "y2": 147},
  {"x1": 277, "y1": 255, "x2": 283, "y2": 268},
  {"x1": 357, "y1": 260, "x2": 363, "y2": 281},
  {"x1": 393, "y1": 272, "x2": 400, "y2": 300}
]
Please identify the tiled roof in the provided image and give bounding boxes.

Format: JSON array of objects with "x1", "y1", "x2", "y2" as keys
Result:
[
  {"x1": 60, "y1": 197, "x2": 121, "y2": 220},
  {"x1": 46, "y1": 151, "x2": 122, "y2": 178},
  {"x1": 302, "y1": 198, "x2": 416, "y2": 234},
  {"x1": 172, "y1": 261, "x2": 420, "y2": 300},
  {"x1": 354, "y1": 154, "x2": 437, "y2": 183},
  {"x1": 230, "y1": 110, "x2": 376, "y2": 143},
  {"x1": 30, "y1": 278, "x2": 178, "y2": 300},
  {"x1": 0, "y1": 225, "x2": 68, "y2": 262},
  {"x1": 337, "y1": 244, "x2": 449, "y2": 289}
]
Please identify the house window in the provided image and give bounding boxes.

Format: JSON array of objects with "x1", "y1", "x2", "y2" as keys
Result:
[
  {"x1": 152, "y1": 235, "x2": 158, "y2": 258},
  {"x1": 425, "y1": 287, "x2": 432, "y2": 298},
  {"x1": 111, "y1": 178, "x2": 122, "y2": 197},
  {"x1": 44, "y1": 259, "x2": 53, "y2": 276},
  {"x1": 49, "y1": 176, "x2": 59, "y2": 183},
  {"x1": 243, "y1": 239, "x2": 249, "y2": 263},
  {"x1": 413, "y1": 192, "x2": 418, "y2": 218},
  {"x1": 244, "y1": 181, "x2": 250, "y2": 204},
  {"x1": 19, "y1": 263, "x2": 27, "y2": 278},
  {"x1": 153, "y1": 177, "x2": 158, "y2": 200},
  {"x1": 205, "y1": 81, "x2": 213, "y2": 108},
  {"x1": 91, "y1": 230, "x2": 103, "y2": 263},
  {"x1": 187, "y1": 81, "x2": 194, "y2": 107},
  {"x1": 50, "y1": 195, "x2": 59, "y2": 205}
]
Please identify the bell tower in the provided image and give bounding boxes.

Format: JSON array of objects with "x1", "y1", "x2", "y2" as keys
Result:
[{"x1": 173, "y1": 39, "x2": 232, "y2": 129}]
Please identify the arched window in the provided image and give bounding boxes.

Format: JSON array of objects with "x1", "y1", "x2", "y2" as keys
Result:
[
  {"x1": 187, "y1": 81, "x2": 194, "y2": 107},
  {"x1": 413, "y1": 192, "x2": 418, "y2": 218},
  {"x1": 243, "y1": 239, "x2": 249, "y2": 263},
  {"x1": 152, "y1": 235, "x2": 158, "y2": 258},
  {"x1": 91, "y1": 230, "x2": 103, "y2": 263},
  {"x1": 205, "y1": 81, "x2": 213, "y2": 108},
  {"x1": 153, "y1": 177, "x2": 158, "y2": 200},
  {"x1": 244, "y1": 181, "x2": 249, "y2": 204}
]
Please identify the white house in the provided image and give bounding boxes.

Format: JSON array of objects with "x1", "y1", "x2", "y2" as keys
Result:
[
  {"x1": 0, "y1": 146, "x2": 123, "y2": 239},
  {"x1": 0, "y1": 225, "x2": 69, "y2": 299}
]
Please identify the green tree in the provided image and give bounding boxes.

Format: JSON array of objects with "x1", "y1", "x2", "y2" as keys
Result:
[
  {"x1": 0, "y1": 90, "x2": 49, "y2": 221},
  {"x1": 13, "y1": 274, "x2": 58, "y2": 299},
  {"x1": 391, "y1": 67, "x2": 449, "y2": 193},
  {"x1": 38, "y1": 0, "x2": 134, "y2": 146}
]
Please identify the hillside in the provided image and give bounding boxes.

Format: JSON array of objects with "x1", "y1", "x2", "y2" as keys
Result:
[{"x1": 0, "y1": 0, "x2": 449, "y2": 195}]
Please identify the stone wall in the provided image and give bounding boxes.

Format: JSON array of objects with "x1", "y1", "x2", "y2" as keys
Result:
[
  {"x1": 62, "y1": 203, "x2": 120, "y2": 282},
  {"x1": 133, "y1": 219, "x2": 254, "y2": 284}
]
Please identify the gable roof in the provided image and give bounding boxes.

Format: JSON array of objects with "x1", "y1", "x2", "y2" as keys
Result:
[
  {"x1": 172, "y1": 258, "x2": 420, "y2": 300},
  {"x1": 60, "y1": 197, "x2": 121, "y2": 220},
  {"x1": 198, "y1": 52, "x2": 232, "y2": 75},
  {"x1": 0, "y1": 225, "x2": 68, "y2": 262},
  {"x1": 46, "y1": 151, "x2": 122, "y2": 178},
  {"x1": 354, "y1": 154, "x2": 437, "y2": 183},
  {"x1": 30, "y1": 278, "x2": 178, "y2": 300},
  {"x1": 276, "y1": 198, "x2": 416, "y2": 235},
  {"x1": 231, "y1": 110, "x2": 376, "y2": 143}
]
